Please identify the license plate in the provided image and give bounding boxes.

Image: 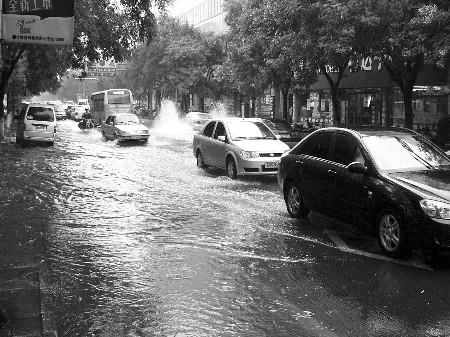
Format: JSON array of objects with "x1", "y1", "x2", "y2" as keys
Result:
[
  {"x1": 265, "y1": 161, "x2": 279, "y2": 169},
  {"x1": 34, "y1": 125, "x2": 46, "y2": 130}
]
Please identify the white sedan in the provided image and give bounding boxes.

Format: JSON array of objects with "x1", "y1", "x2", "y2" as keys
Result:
[
  {"x1": 193, "y1": 117, "x2": 290, "y2": 179},
  {"x1": 101, "y1": 113, "x2": 150, "y2": 142},
  {"x1": 184, "y1": 111, "x2": 212, "y2": 131}
]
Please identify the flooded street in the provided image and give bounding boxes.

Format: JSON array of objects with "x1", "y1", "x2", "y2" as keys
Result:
[{"x1": 1, "y1": 110, "x2": 450, "y2": 337}]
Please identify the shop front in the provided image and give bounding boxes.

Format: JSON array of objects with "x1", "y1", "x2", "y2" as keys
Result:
[{"x1": 303, "y1": 58, "x2": 449, "y2": 129}]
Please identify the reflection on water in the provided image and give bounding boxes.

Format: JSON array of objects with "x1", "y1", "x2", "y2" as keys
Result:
[{"x1": 2, "y1": 107, "x2": 309, "y2": 336}]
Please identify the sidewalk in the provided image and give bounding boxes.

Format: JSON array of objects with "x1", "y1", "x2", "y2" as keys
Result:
[{"x1": 0, "y1": 145, "x2": 57, "y2": 337}]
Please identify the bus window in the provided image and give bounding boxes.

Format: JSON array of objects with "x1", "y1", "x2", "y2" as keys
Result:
[{"x1": 107, "y1": 90, "x2": 131, "y2": 104}]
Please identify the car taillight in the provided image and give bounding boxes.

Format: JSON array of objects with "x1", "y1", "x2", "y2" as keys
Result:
[
  {"x1": 22, "y1": 123, "x2": 26, "y2": 130},
  {"x1": 54, "y1": 126, "x2": 57, "y2": 133}
]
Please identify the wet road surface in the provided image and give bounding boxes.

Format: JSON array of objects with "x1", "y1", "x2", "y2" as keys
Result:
[{"x1": 1, "y1": 115, "x2": 450, "y2": 337}]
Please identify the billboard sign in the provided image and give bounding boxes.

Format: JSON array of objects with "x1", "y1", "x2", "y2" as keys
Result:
[{"x1": 1, "y1": 0, "x2": 74, "y2": 45}]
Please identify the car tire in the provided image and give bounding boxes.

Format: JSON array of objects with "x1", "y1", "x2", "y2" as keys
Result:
[
  {"x1": 101, "y1": 131, "x2": 106, "y2": 139},
  {"x1": 377, "y1": 208, "x2": 408, "y2": 257},
  {"x1": 284, "y1": 181, "x2": 309, "y2": 218},
  {"x1": 226, "y1": 157, "x2": 237, "y2": 179},
  {"x1": 196, "y1": 151, "x2": 206, "y2": 169}
]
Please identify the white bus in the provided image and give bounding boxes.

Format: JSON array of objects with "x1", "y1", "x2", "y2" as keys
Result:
[{"x1": 89, "y1": 89, "x2": 134, "y2": 126}]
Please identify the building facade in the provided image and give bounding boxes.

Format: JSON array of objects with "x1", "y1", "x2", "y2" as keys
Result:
[{"x1": 174, "y1": 0, "x2": 227, "y2": 35}]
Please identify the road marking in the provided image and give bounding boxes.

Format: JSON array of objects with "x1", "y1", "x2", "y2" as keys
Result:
[{"x1": 325, "y1": 230, "x2": 433, "y2": 271}]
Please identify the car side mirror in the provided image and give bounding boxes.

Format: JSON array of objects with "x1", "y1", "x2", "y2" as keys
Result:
[
  {"x1": 347, "y1": 161, "x2": 367, "y2": 174},
  {"x1": 217, "y1": 135, "x2": 226, "y2": 142}
]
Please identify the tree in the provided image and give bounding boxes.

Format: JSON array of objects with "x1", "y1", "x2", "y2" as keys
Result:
[
  {"x1": 223, "y1": 0, "x2": 299, "y2": 119},
  {"x1": 0, "y1": 0, "x2": 171, "y2": 139},
  {"x1": 121, "y1": 16, "x2": 227, "y2": 112},
  {"x1": 361, "y1": 0, "x2": 450, "y2": 129}
]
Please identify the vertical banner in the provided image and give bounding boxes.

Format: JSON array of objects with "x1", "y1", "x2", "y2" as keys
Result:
[{"x1": 1, "y1": 0, "x2": 74, "y2": 45}]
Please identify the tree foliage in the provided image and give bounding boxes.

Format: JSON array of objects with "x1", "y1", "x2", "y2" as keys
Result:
[
  {"x1": 122, "y1": 16, "x2": 226, "y2": 110},
  {"x1": 0, "y1": 0, "x2": 171, "y2": 139},
  {"x1": 360, "y1": 0, "x2": 450, "y2": 128}
]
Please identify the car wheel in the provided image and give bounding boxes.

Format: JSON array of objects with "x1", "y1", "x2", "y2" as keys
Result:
[
  {"x1": 226, "y1": 157, "x2": 237, "y2": 179},
  {"x1": 196, "y1": 151, "x2": 206, "y2": 169},
  {"x1": 377, "y1": 208, "x2": 408, "y2": 257},
  {"x1": 101, "y1": 131, "x2": 106, "y2": 139},
  {"x1": 284, "y1": 181, "x2": 309, "y2": 218}
]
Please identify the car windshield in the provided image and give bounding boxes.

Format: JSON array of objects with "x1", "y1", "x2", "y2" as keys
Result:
[
  {"x1": 228, "y1": 121, "x2": 276, "y2": 140},
  {"x1": 362, "y1": 134, "x2": 450, "y2": 171},
  {"x1": 115, "y1": 114, "x2": 140, "y2": 124},
  {"x1": 26, "y1": 107, "x2": 54, "y2": 122}
]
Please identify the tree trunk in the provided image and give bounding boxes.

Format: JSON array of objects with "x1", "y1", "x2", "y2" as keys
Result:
[
  {"x1": 383, "y1": 56, "x2": 422, "y2": 130},
  {"x1": 320, "y1": 64, "x2": 346, "y2": 127},
  {"x1": 331, "y1": 88, "x2": 341, "y2": 127},
  {"x1": 281, "y1": 87, "x2": 289, "y2": 121},
  {"x1": 146, "y1": 88, "x2": 151, "y2": 110},
  {"x1": 402, "y1": 88, "x2": 414, "y2": 129},
  {"x1": 0, "y1": 44, "x2": 26, "y2": 140},
  {"x1": 0, "y1": 86, "x2": 6, "y2": 140}
]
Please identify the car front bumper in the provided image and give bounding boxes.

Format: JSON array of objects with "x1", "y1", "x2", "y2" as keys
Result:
[
  {"x1": 235, "y1": 157, "x2": 281, "y2": 176},
  {"x1": 408, "y1": 212, "x2": 450, "y2": 250},
  {"x1": 117, "y1": 134, "x2": 149, "y2": 141}
]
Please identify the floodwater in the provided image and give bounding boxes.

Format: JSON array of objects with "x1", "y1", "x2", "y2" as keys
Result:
[{"x1": 1, "y1": 102, "x2": 450, "y2": 337}]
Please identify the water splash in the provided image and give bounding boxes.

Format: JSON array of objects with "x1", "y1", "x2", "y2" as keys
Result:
[
  {"x1": 210, "y1": 102, "x2": 231, "y2": 119},
  {"x1": 151, "y1": 100, "x2": 193, "y2": 140}
]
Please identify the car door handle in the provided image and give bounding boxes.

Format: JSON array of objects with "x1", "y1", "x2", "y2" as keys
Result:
[{"x1": 327, "y1": 169, "x2": 337, "y2": 176}]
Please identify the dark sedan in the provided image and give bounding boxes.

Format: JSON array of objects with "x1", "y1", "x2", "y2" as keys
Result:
[
  {"x1": 277, "y1": 126, "x2": 450, "y2": 257},
  {"x1": 262, "y1": 119, "x2": 312, "y2": 148}
]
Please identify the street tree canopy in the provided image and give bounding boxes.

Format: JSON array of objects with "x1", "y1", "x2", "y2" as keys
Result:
[
  {"x1": 360, "y1": 0, "x2": 450, "y2": 129},
  {"x1": 122, "y1": 16, "x2": 226, "y2": 110},
  {"x1": 0, "y1": 0, "x2": 171, "y2": 139}
]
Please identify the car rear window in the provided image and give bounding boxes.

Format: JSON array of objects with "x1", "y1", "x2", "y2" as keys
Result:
[{"x1": 26, "y1": 107, "x2": 54, "y2": 122}]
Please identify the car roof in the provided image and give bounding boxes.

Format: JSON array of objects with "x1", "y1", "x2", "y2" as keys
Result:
[
  {"x1": 209, "y1": 117, "x2": 263, "y2": 123},
  {"x1": 28, "y1": 103, "x2": 53, "y2": 108},
  {"x1": 110, "y1": 113, "x2": 135, "y2": 116},
  {"x1": 316, "y1": 126, "x2": 417, "y2": 138}
]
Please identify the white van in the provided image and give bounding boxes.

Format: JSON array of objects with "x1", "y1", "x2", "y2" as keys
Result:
[{"x1": 16, "y1": 103, "x2": 57, "y2": 145}]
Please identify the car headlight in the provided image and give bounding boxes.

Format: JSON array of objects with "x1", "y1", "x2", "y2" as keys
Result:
[
  {"x1": 240, "y1": 150, "x2": 260, "y2": 159},
  {"x1": 420, "y1": 199, "x2": 450, "y2": 220},
  {"x1": 142, "y1": 129, "x2": 149, "y2": 134}
]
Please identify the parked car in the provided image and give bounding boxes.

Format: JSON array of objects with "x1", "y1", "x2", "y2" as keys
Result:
[
  {"x1": 101, "y1": 113, "x2": 149, "y2": 142},
  {"x1": 193, "y1": 117, "x2": 290, "y2": 179},
  {"x1": 262, "y1": 118, "x2": 312, "y2": 148},
  {"x1": 15, "y1": 103, "x2": 57, "y2": 145},
  {"x1": 278, "y1": 126, "x2": 450, "y2": 257},
  {"x1": 185, "y1": 111, "x2": 212, "y2": 131}
]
